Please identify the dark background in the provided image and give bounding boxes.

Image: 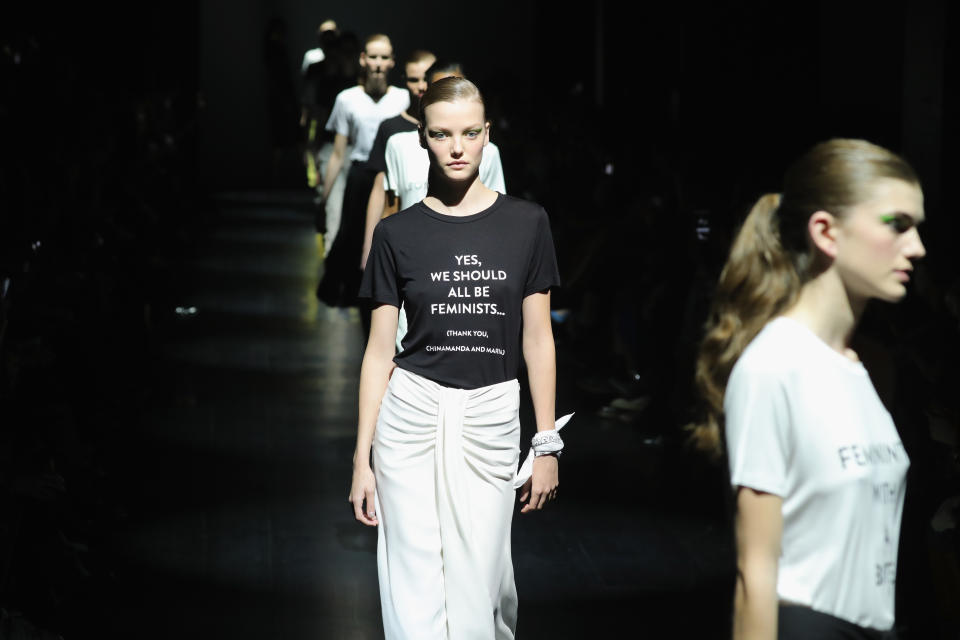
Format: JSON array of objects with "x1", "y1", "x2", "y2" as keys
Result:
[
  {"x1": 3, "y1": 0, "x2": 954, "y2": 272},
  {"x1": 1, "y1": 1, "x2": 957, "y2": 638}
]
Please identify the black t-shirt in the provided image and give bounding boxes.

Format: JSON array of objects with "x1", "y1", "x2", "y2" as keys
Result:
[
  {"x1": 367, "y1": 114, "x2": 418, "y2": 175},
  {"x1": 359, "y1": 193, "x2": 560, "y2": 389}
]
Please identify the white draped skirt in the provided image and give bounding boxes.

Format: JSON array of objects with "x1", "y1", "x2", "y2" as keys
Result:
[{"x1": 373, "y1": 366, "x2": 521, "y2": 640}]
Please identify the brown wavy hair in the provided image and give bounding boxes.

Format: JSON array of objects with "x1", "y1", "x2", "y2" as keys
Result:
[{"x1": 688, "y1": 139, "x2": 920, "y2": 457}]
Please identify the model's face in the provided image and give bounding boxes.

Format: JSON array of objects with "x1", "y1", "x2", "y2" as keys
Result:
[
  {"x1": 361, "y1": 40, "x2": 394, "y2": 77},
  {"x1": 422, "y1": 99, "x2": 488, "y2": 183},
  {"x1": 833, "y1": 178, "x2": 926, "y2": 303},
  {"x1": 404, "y1": 60, "x2": 434, "y2": 99}
]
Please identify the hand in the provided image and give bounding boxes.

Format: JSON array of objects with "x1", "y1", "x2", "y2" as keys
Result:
[
  {"x1": 314, "y1": 198, "x2": 327, "y2": 234},
  {"x1": 349, "y1": 464, "x2": 379, "y2": 526},
  {"x1": 519, "y1": 454, "x2": 558, "y2": 513}
]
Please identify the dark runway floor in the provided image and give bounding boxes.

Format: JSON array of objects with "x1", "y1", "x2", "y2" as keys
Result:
[{"x1": 106, "y1": 190, "x2": 736, "y2": 639}]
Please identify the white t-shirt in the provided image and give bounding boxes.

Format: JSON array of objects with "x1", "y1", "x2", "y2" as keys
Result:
[
  {"x1": 725, "y1": 316, "x2": 908, "y2": 631},
  {"x1": 326, "y1": 86, "x2": 409, "y2": 162},
  {"x1": 301, "y1": 47, "x2": 324, "y2": 73},
  {"x1": 383, "y1": 130, "x2": 506, "y2": 209}
]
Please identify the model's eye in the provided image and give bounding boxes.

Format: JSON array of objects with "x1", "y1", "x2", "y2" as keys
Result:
[
  {"x1": 466, "y1": 129, "x2": 482, "y2": 139},
  {"x1": 881, "y1": 213, "x2": 915, "y2": 234},
  {"x1": 429, "y1": 131, "x2": 446, "y2": 140}
]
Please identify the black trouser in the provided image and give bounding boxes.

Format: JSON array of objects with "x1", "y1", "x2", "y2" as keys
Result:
[
  {"x1": 779, "y1": 605, "x2": 897, "y2": 640},
  {"x1": 317, "y1": 162, "x2": 376, "y2": 308}
]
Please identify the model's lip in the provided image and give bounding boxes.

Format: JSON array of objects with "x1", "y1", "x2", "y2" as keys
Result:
[
  {"x1": 447, "y1": 161, "x2": 469, "y2": 167},
  {"x1": 894, "y1": 268, "x2": 912, "y2": 282}
]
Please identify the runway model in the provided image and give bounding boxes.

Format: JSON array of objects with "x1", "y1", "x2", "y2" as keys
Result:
[
  {"x1": 351, "y1": 77, "x2": 564, "y2": 639},
  {"x1": 691, "y1": 139, "x2": 926, "y2": 639}
]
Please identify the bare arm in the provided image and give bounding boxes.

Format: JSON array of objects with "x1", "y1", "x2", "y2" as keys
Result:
[
  {"x1": 349, "y1": 303, "x2": 400, "y2": 526},
  {"x1": 519, "y1": 290, "x2": 559, "y2": 513},
  {"x1": 733, "y1": 487, "x2": 783, "y2": 640},
  {"x1": 383, "y1": 194, "x2": 400, "y2": 217},
  {"x1": 322, "y1": 133, "x2": 348, "y2": 200},
  {"x1": 361, "y1": 172, "x2": 387, "y2": 270}
]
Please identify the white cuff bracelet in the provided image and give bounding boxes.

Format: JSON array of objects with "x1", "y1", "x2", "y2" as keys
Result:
[
  {"x1": 513, "y1": 413, "x2": 574, "y2": 489},
  {"x1": 532, "y1": 430, "x2": 564, "y2": 456}
]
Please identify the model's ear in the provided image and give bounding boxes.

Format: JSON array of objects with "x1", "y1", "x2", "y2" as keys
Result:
[
  {"x1": 359, "y1": 51, "x2": 367, "y2": 68},
  {"x1": 483, "y1": 121, "x2": 491, "y2": 146},
  {"x1": 808, "y1": 210, "x2": 839, "y2": 259},
  {"x1": 418, "y1": 125, "x2": 427, "y2": 149}
]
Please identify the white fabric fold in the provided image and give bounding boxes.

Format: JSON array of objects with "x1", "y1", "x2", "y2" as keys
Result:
[
  {"x1": 512, "y1": 413, "x2": 574, "y2": 490},
  {"x1": 374, "y1": 367, "x2": 521, "y2": 640}
]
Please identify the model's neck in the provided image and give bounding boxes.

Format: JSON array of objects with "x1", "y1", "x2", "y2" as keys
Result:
[
  {"x1": 783, "y1": 269, "x2": 866, "y2": 358},
  {"x1": 424, "y1": 171, "x2": 495, "y2": 217}
]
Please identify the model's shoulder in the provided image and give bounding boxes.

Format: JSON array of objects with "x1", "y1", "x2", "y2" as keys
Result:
[
  {"x1": 387, "y1": 129, "x2": 420, "y2": 148},
  {"x1": 336, "y1": 85, "x2": 363, "y2": 100},
  {"x1": 494, "y1": 194, "x2": 549, "y2": 224},
  {"x1": 735, "y1": 318, "x2": 815, "y2": 377},
  {"x1": 378, "y1": 205, "x2": 424, "y2": 231},
  {"x1": 386, "y1": 86, "x2": 410, "y2": 102},
  {"x1": 496, "y1": 193, "x2": 544, "y2": 214}
]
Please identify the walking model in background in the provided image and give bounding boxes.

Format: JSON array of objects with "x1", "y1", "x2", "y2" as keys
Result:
[
  {"x1": 300, "y1": 19, "x2": 337, "y2": 73},
  {"x1": 300, "y1": 19, "x2": 341, "y2": 202},
  {"x1": 301, "y1": 24, "x2": 359, "y2": 243},
  {"x1": 690, "y1": 139, "x2": 926, "y2": 639},
  {"x1": 359, "y1": 49, "x2": 437, "y2": 270},
  {"x1": 317, "y1": 34, "x2": 408, "y2": 316},
  {"x1": 351, "y1": 77, "x2": 567, "y2": 639}
]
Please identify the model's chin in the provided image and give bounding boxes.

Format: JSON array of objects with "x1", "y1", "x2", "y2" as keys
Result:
[
  {"x1": 878, "y1": 283, "x2": 909, "y2": 303},
  {"x1": 443, "y1": 167, "x2": 477, "y2": 181}
]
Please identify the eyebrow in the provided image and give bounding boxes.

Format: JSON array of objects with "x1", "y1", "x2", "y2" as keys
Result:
[
  {"x1": 427, "y1": 125, "x2": 484, "y2": 132},
  {"x1": 882, "y1": 211, "x2": 926, "y2": 224}
]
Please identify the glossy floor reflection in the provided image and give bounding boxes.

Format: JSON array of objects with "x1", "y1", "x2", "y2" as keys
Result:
[{"x1": 112, "y1": 190, "x2": 735, "y2": 639}]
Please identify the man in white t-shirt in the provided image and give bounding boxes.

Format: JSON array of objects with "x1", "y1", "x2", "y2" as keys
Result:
[{"x1": 316, "y1": 34, "x2": 409, "y2": 315}]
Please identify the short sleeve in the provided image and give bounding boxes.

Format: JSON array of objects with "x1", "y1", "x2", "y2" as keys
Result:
[
  {"x1": 358, "y1": 223, "x2": 401, "y2": 307},
  {"x1": 724, "y1": 362, "x2": 791, "y2": 496},
  {"x1": 384, "y1": 137, "x2": 402, "y2": 196},
  {"x1": 523, "y1": 209, "x2": 561, "y2": 297},
  {"x1": 325, "y1": 91, "x2": 350, "y2": 136},
  {"x1": 480, "y1": 143, "x2": 507, "y2": 194},
  {"x1": 367, "y1": 122, "x2": 390, "y2": 174}
]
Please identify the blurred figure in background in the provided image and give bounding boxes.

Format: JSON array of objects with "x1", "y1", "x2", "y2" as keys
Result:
[
  {"x1": 316, "y1": 34, "x2": 408, "y2": 331},
  {"x1": 690, "y1": 139, "x2": 926, "y2": 639},
  {"x1": 359, "y1": 48, "x2": 437, "y2": 270},
  {"x1": 300, "y1": 19, "x2": 338, "y2": 73},
  {"x1": 300, "y1": 19, "x2": 340, "y2": 200}
]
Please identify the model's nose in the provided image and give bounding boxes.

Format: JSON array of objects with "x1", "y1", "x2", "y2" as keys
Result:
[{"x1": 907, "y1": 228, "x2": 926, "y2": 260}]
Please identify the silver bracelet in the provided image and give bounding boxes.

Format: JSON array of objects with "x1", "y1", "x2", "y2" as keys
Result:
[{"x1": 532, "y1": 429, "x2": 563, "y2": 457}]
